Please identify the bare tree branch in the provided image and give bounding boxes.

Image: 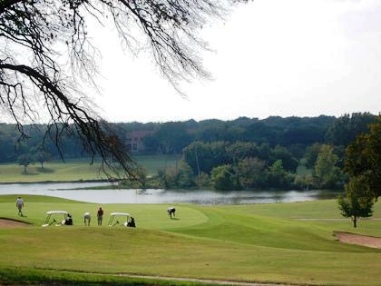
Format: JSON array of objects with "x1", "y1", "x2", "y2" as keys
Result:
[{"x1": 0, "y1": 0, "x2": 250, "y2": 179}]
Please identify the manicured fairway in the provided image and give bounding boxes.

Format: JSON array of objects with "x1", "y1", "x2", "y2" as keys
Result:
[{"x1": 0, "y1": 194, "x2": 381, "y2": 285}]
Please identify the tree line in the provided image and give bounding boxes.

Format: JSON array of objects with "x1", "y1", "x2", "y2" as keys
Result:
[
  {"x1": 1, "y1": 112, "x2": 377, "y2": 191},
  {"x1": 122, "y1": 112, "x2": 376, "y2": 192}
]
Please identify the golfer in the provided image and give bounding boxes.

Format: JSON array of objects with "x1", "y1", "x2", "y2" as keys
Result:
[
  {"x1": 16, "y1": 196, "x2": 24, "y2": 216},
  {"x1": 167, "y1": 206, "x2": 176, "y2": 218},
  {"x1": 83, "y1": 212, "x2": 91, "y2": 226},
  {"x1": 97, "y1": 207, "x2": 104, "y2": 226}
]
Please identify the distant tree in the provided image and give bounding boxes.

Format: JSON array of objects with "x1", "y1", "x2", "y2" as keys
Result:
[
  {"x1": 326, "y1": 113, "x2": 376, "y2": 147},
  {"x1": 266, "y1": 159, "x2": 293, "y2": 188},
  {"x1": 226, "y1": 141, "x2": 259, "y2": 162},
  {"x1": 35, "y1": 150, "x2": 51, "y2": 169},
  {"x1": 303, "y1": 143, "x2": 322, "y2": 169},
  {"x1": 175, "y1": 162, "x2": 196, "y2": 189},
  {"x1": 31, "y1": 143, "x2": 52, "y2": 169},
  {"x1": 313, "y1": 145, "x2": 343, "y2": 189},
  {"x1": 211, "y1": 164, "x2": 240, "y2": 191},
  {"x1": 242, "y1": 121, "x2": 280, "y2": 145},
  {"x1": 293, "y1": 174, "x2": 313, "y2": 191},
  {"x1": 338, "y1": 176, "x2": 374, "y2": 228},
  {"x1": 257, "y1": 143, "x2": 272, "y2": 161},
  {"x1": 237, "y1": 157, "x2": 266, "y2": 188},
  {"x1": 18, "y1": 154, "x2": 32, "y2": 174},
  {"x1": 270, "y1": 145, "x2": 299, "y2": 173},
  {"x1": 156, "y1": 169, "x2": 172, "y2": 189},
  {"x1": 134, "y1": 167, "x2": 148, "y2": 189},
  {"x1": 195, "y1": 120, "x2": 227, "y2": 142},
  {"x1": 195, "y1": 172, "x2": 211, "y2": 189},
  {"x1": 0, "y1": 0, "x2": 248, "y2": 178},
  {"x1": 183, "y1": 141, "x2": 230, "y2": 175},
  {"x1": 153, "y1": 122, "x2": 193, "y2": 155},
  {"x1": 223, "y1": 125, "x2": 246, "y2": 142},
  {"x1": 287, "y1": 143, "x2": 306, "y2": 160}
]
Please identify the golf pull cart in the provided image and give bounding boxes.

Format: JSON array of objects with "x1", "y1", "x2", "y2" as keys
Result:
[
  {"x1": 108, "y1": 212, "x2": 135, "y2": 227},
  {"x1": 42, "y1": 210, "x2": 73, "y2": 227}
]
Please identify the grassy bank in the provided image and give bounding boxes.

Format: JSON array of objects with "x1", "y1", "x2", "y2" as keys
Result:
[
  {"x1": 0, "y1": 155, "x2": 178, "y2": 183},
  {"x1": 0, "y1": 195, "x2": 381, "y2": 285},
  {"x1": 0, "y1": 161, "x2": 107, "y2": 183}
]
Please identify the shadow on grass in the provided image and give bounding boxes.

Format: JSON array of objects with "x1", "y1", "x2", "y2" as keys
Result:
[
  {"x1": 0, "y1": 267, "x2": 194, "y2": 285},
  {"x1": 36, "y1": 167, "x2": 55, "y2": 173},
  {"x1": 20, "y1": 172, "x2": 39, "y2": 176}
]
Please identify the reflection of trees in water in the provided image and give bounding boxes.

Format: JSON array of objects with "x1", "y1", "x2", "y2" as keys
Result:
[
  {"x1": 0, "y1": 183, "x2": 338, "y2": 204},
  {"x1": 315, "y1": 190, "x2": 342, "y2": 200},
  {"x1": 173, "y1": 190, "x2": 338, "y2": 205}
]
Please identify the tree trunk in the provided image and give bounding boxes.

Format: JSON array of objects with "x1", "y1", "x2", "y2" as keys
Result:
[{"x1": 353, "y1": 216, "x2": 357, "y2": 228}]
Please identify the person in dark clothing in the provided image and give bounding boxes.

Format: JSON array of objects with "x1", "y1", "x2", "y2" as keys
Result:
[
  {"x1": 97, "y1": 207, "x2": 104, "y2": 226},
  {"x1": 127, "y1": 217, "x2": 136, "y2": 228},
  {"x1": 65, "y1": 213, "x2": 73, "y2": 225},
  {"x1": 167, "y1": 207, "x2": 176, "y2": 218}
]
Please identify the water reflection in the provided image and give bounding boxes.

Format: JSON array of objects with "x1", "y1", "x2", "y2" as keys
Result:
[{"x1": 0, "y1": 182, "x2": 339, "y2": 205}]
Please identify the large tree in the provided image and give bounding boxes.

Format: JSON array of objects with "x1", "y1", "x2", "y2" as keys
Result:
[
  {"x1": 338, "y1": 176, "x2": 374, "y2": 228},
  {"x1": 0, "y1": 0, "x2": 248, "y2": 178},
  {"x1": 344, "y1": 115, "x2": 381, "y2": 198}
]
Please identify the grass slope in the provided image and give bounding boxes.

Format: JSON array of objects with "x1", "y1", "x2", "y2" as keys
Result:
[
  {"x1": 0, "y1": 161, "x2": 107, "y2": 183},
  {"x1": 0, "y1": 155, "x2": 178, "y2": 183},
  {"x1": 0, "y1": 194, "x2": 381, "y2": 285}
]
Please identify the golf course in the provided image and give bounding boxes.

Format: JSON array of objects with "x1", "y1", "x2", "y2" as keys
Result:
[
  {"x1": 0, "y1": 160, "x2": 381, "y2": 285},
  {"x1": 1, "y1": 193, "x2": 381, "y2": 285}
]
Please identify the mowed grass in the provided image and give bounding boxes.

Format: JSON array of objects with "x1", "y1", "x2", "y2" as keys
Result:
[
  {"x1": 1, "y1": 195, "x2": 381, "y2": 285},
  {"x1": 0, "y1": 155, "x2": 178, "y2": 183},
  {"x1": 0, "y1": 161, "x2": 107, "y2": 183}
]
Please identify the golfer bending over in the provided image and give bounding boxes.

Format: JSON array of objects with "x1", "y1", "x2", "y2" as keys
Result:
[
  {"x1": 167, "y1": 207, "x2": 176, "y2": 218},
  {"x1": 83, "y1": 212, "x2": 91, "y2": 226}
]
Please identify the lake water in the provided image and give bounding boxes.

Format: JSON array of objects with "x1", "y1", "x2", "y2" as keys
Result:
[{"x1": 0, "y1": 182, "x2": 338, "y2": 205}]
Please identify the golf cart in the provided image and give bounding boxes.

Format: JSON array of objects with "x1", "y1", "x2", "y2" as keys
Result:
[
  {"x1": 42, "y1": 210, "x2": 73, "y2": 227},
  {"x1": 108, "y1": 212, "x2": 135, "y2": 227}
]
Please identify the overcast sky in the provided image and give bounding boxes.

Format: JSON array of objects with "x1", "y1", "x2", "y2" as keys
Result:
[{"x1": 89, "y1": 0, "x2": 381, "y2": 123}]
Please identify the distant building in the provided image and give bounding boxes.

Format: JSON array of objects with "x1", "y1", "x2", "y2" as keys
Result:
[{"x1": 126, "y1": 130, "x2": 154, "y2": 153}]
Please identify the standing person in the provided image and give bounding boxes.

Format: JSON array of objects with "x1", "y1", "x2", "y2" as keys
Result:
[
  {"x1": 97, "y1": 207, "x2": 104, "y2": 226},
  {"x1": 83, "y1": 212, "x2": 91, "y2": 226},
  {"x1": 16, "y1": 196, "x2": 24, "y2": 216}
]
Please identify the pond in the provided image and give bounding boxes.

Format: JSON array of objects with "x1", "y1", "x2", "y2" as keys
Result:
[{"x1": 0, "y1": 182, "x2": 340, "y2": 205}]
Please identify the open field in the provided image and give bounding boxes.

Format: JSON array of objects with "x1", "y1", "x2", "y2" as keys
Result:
[
  {"x1": 1, "y1": 195, "x2": 381, "y2": 285},
  {"x1": 0, "y1": 161, "x2": 107, "y2": 183},
  {"x1": 0, "y1": 155, "x2": 178, "y2": 183}
]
